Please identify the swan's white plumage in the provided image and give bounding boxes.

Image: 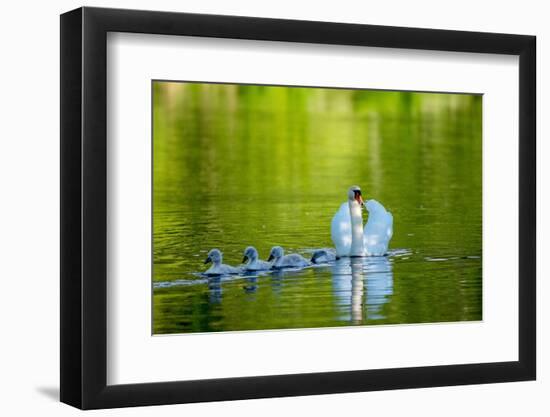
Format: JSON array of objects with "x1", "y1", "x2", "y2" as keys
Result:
[
  {"x1": 330, "y1": 202, "x2": 352, "y2": 257},
  {"x1": 363, "y1": 199, "x2": 393, "y2": 256},
  {"x1": 330, "y1": 198, "x2": 393, "y2": 257}
]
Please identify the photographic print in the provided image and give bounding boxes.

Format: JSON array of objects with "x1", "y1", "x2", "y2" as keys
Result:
[{"x1": 152, "y1": 81, "x2": 482, "y2": 335}]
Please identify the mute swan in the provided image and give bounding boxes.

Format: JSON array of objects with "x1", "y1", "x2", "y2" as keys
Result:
[
  {"x1": 268, "y1": 246, "x2": 310, "y2": 269},
  {"x1": 310, "y1": 248, "x2": 337, "y2": 264},
  {"x1": 331, "y1": 186, "x2": 393, "y2": 257},
  {"x1": 242, "y1": 246, "x2": 272, "y2": 271},
  {"x1": 203, "y1": 249, "x2": 241, "y2": 276}
]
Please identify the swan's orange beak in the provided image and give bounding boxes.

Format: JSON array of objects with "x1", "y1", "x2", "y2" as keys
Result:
[{"x1": 354, "y1": 191, "x2": 364, "y2": 206}]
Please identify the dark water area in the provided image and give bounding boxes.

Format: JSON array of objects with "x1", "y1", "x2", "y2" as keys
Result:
[{"x1": 152, "y1": 82, "x2": 482, "y2": 334}]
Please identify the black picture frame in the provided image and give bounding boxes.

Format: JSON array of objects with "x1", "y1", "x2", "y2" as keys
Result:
[{"x1": 60, "y1": 6, "x2": 536, "y2": 410}]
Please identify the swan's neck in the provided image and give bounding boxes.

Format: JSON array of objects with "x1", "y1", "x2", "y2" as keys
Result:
[{"x1": 348, "y1": 200, "x2": 364, "y2": 256}]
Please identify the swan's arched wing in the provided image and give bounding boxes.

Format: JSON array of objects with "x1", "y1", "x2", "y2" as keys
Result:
[
  {"x1": 331, "y1": 202, "x2": 352, "y2": 257},
  {"x1": 363, "y1": 199, "x2": 393, "y2": 256}
]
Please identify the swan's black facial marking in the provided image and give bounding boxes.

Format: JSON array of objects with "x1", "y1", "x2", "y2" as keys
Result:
[
  {"x1": 242, "y1": 255, "x2": 248, "y2": 263},
  {"x1": 204, "y1": 256, "x2": 212, "y2": 264},
  {"x1": 353, "y1": 189, "x2": 364, "y2": 205}
]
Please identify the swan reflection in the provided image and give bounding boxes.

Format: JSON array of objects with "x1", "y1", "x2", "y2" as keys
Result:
[
  {"x1": 332, "y1": 256, "x2": 393, "y2": 323},
  {"x1": 350, "y1": 259, "x2": 364, "y2": 323}
]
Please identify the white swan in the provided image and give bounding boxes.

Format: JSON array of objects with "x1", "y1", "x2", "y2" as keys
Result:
[
  {"x1": 242, "y1": 246, "x2": 272, "y2": 271},
  {"x1": 310, "y1": 248, "x2": 337, "y2": 264},
  {"x1": 203, "y1": 249, "x2": 241, "y2": 276},
  {"x1": 331, "y1": 186, "x2": 393, "y2": 257},
  {"x1": 268, "y1": 246, "x2": 310, "y2": 269}
]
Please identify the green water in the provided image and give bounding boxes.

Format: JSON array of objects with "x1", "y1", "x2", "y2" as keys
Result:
[{"x1": 153, "y1": 81, "x2": 482, "y2": 334}]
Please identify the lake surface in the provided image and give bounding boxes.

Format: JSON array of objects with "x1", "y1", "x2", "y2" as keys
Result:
[{"x1": 153, "y1": 82, "x2": 482, "y2": 334}]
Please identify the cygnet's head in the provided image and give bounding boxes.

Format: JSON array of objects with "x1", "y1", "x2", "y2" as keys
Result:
[
  {"x1": 267, "y1": 246, "x2": 284, "y2": 262},
  {"x1": 242, "y1": 246, "x2": 259, "y2": 263},
  {"x1": 347, "y1": 185, "x2": 364, "y2": 205},
  {"x1": 204, "y1": 249, "x2": 222, "y2": 265}
]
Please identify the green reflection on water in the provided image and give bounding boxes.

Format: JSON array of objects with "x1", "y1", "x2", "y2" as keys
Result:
[{"x1": 153, "y1": 81, "x2": 482, "y2": 334}]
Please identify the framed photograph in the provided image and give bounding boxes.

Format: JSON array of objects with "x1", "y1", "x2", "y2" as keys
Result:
[{"x1": 60, "y1": 6, "x2": 536, "y2": 409}]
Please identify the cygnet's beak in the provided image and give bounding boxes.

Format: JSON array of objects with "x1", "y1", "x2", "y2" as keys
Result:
[
  {"x1": 267, "y1": 254, "x2": 274, "y2": 262},
  {"x1": 242, "y1": 255, "x2": 249, "y2": 263},
  {"x1": 204, "y1": 256, "x2": 212, "y2": 264}
]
